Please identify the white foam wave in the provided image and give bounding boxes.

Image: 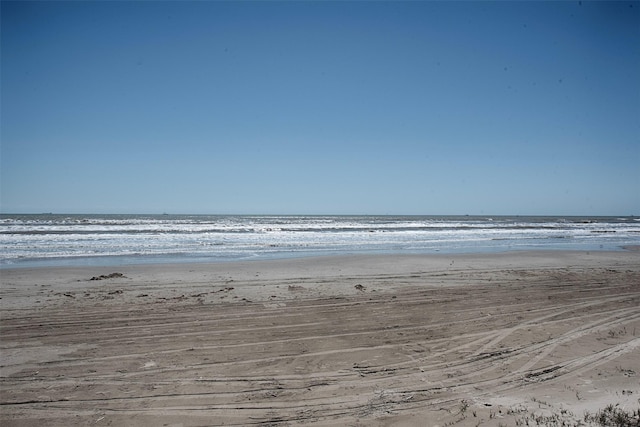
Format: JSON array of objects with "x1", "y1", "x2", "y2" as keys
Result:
[{"x1": 1, "y1": 215, "x2": 638, "y2": 266}]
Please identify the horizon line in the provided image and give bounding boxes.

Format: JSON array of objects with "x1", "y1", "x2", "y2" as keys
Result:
[{"x1": 0, "y1": 212, "x2": 637, "y2": 218}]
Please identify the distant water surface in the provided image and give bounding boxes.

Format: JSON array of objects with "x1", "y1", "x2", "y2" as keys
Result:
[{"x1": 1, "y1": 214, "x2": 638, "y2": 268}]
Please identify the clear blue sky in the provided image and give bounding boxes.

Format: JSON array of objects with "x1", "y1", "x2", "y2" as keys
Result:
[{"x1": 2, "y1": 1, "x2": 639, "y2": 215}]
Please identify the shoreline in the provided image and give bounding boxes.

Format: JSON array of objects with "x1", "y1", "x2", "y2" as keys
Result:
[
  {"x1": 2, "y1": 244, "x2": 639, "y2": 271},
  {"x1": 2, "y1": 248, "x2": 640, "y2": 283},
  {"x1": 1, "y1": 250, "x2": 639, "y2": 425}
]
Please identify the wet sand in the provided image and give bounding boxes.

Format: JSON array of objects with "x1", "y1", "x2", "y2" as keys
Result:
[{"x1": 1, "y1": 251, "x2": 639, "y2": 426}]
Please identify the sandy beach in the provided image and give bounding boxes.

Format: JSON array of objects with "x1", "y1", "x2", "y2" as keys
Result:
[{"x1": 1, "y1": 251, "x2": 639, "y2": 426}]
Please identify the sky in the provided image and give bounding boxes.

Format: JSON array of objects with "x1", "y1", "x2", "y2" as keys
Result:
[{"x1": 1, "y1": 1, "x2": 639, "y2": 215}]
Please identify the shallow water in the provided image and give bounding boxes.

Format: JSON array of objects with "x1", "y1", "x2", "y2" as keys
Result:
[{"x1": 1, "y1": 214, "x2": 638, "y2": 267}]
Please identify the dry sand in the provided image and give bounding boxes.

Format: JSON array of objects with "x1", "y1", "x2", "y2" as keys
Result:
[{"x1": 1, "y1": 251, "x2": 639, "y2": 426}]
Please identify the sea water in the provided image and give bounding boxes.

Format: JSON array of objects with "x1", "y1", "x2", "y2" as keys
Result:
[{"x1": 1, "y1": 214, "x2": 638, "y2": 268}]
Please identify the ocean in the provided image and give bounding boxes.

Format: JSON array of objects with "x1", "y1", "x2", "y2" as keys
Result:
[{"x1": 1, "y1": 214, "x2": 638, "y2": 268}]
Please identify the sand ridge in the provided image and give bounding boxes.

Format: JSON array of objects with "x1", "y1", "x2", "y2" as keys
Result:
[{"x1": 1, "y1": 251, "x2": 639, "y2": 426}]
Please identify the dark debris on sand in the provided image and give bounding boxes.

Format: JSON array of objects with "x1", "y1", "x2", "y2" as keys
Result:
[{"x1": 90, "y1": 273, "x2": 126, "y2": 281}]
